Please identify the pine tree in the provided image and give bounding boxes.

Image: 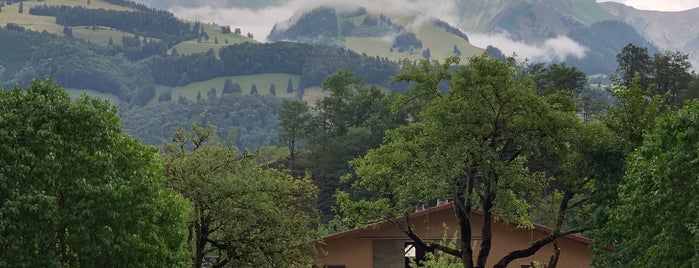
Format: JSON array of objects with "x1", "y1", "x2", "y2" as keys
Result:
[
  {"x1": 17, "y1": 1, "x2": 23, "y2": 13},
  {"x1": 286, "y1": 78, "x2": 294, "y2": 93},
  {"x1": 269, "y1": 84, "x2": 276, "y2": 96},
  {"x1": 250, "y1": 84, "x2": 258, "y2": 95},
  {"x1": 223, "y1": 78, "x2": 234, "y2": 94}
]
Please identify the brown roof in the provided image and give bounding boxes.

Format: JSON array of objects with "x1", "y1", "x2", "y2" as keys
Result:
[{"x1": 323, "y1": 202, "x2": 592, "y2": 245}]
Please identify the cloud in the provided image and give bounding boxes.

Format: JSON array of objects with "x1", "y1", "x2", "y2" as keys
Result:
[
  {"x1": 597, "y1": 0, "x2": 699, "y2": 11},
  {"x1": 468, "y1": 31, "x2": 588, "y2": 62},
  {"x1": 168, "y1": 0, "x2": 588, "y2": 63},
  {"x1": 167, "y1": 0, "x2": 460, "y2": 42}
]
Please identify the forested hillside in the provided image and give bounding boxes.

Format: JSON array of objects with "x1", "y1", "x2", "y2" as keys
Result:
[{"x1": 0, "y1": 0, "x2": 402, "y2": 149}]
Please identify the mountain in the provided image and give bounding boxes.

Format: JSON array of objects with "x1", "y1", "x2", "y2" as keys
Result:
[
  {"x1": 454, "y1": 0, "x2": 613, "y2": 41},
  {"x1": 132, "y1": 0, "x2": 285, "y2": 10},
  {"x1": 565, "y1": 20, "x2": 659, "y2": 74},
  {"x1": 267, "y1": 6, "x2": 484, "y2": 62},
  {"x1": 599, "y1": 2, "x2": 699, "y2": 70}
]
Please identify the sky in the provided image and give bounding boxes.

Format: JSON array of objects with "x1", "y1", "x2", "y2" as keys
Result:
[{"x1": 598, "y1": 0, "x2": 699, "y2": 11}]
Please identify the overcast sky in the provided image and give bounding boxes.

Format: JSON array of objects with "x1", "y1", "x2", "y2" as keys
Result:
[{"x1": 598, "y1": 0, "x2": 699, "y2": 11}]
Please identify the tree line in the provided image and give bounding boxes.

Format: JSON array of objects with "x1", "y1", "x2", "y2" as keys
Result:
[
  {"x1": 0, "y1": 23, "x2": 401, "y2": 106},
  {"x1": 29, "y1": 4, "x2": 198, "y2": 46}
]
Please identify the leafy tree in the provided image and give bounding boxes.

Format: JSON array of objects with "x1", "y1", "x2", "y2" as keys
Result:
[
  {"x1": 292, "y1": 70, "x2": 405, "y2": 217},
  {"x1": 341, "y1": 56, "x2": 581, "y2": 268},
  {"x1": 616, "y1": 43, "x2": 652, "y2": 88},
  {"x1": 526, "y1": 62, "x2": 587, "y2": 96},
  {"x1": 0, "y1": 79, "x2": 189, "y2": 267},
  {"x1": 278, "y1": 99, "x2": 311, "y2": 175},
  {"x1": 161, "y1": 122, "x2": 320, "y2": 268},
  {"x1": 651, "y1": 50, "x2": 693, "y2": 106},
  {"x1": 588, "y1": 75, "x2": 669, "y2": 265},
  {"x1": 595, "y1": 101, "x2": 699, "y2": 267},
  {"x1": 485, "y1": 45, "x2": 505, "y2": 61}
]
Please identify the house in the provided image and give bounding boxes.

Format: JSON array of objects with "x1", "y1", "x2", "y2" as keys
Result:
[{"x1": 318, "y1": 202, "x2": 592, "y2": 268}]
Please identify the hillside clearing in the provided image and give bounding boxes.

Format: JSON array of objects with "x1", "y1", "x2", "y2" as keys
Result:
[{"x1": 151, "y1": 73, "x2": 301, "y2": 104}]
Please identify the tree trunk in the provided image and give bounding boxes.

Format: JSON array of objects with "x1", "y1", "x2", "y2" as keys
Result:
[
  {"x1": 476, "y1": 205, "x2": 493, "y2": 268},
  {"x1": 454, "y1": 178, "x2": 474, "y2": 268},
  {"x1": 476, "y1": 186, "x2": 495, "y2": 268},
  {"x1": 493, "y1": 192, "x2": 577, "y2": 268},
  {"x1": 547, "y1": 240, "x2": 561, "y2": 268},
  {"x1": 57, "y1": 191, "x2": 69, "y2": 265},
  {"x1": 193, "y1": 208, "x2": 209, "y2": 268}
]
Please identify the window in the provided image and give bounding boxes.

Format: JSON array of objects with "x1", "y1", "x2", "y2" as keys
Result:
[{"x1": 405, "y1": 242, "x2": 427, "y2": 267}]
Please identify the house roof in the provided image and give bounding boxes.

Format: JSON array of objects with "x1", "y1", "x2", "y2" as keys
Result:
[{"x1": 323, "y1": 202, "x2": 592, "y2": 245}]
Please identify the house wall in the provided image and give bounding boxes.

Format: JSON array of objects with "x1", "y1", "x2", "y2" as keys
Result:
[{"x1": 318, "y1": 205, "x2": 592, "y2": 268}]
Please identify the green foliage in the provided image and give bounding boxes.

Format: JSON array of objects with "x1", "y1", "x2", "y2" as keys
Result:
[
  {"x1": 651, "y1": 50, "x2": 694, "y2": 106},
  {"x1": 595, "y1": 101, "x2": 699, "y2": 267},
  {"x1": 526, "y1": 62, "x2": 587, "y2": 96},
  {"x1": 278, "y1": 99, "x2": 311, "y2": 173},
  {"x1": 300, "y1": 70, "x2": 406, "y2": 217},
  {"x1": 0, "y1": 78, "x2": 189, "y2": 267},
  {"x1": 161, "y1": 122, "x2": 320, "y2": 267},
  {"x1": 121, "y1": 94, "x2": 282, "y2": 150},
  {"x1": 344, "y1": 55, "x2": 579, "y2": 266},
  {"x1": 616, "y1": 43, "x2": 652, "y2": 88}
]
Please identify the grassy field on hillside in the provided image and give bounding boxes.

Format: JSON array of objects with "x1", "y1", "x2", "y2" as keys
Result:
[
  {"x1": 65, "y1": 88, "x2": 121, "y2": 105},
  {"x1": 151, "y1": 73, "x2": 301, "y2": 104},
  {"x1": 0, "y1": 0, "x2": 254, "y2": 51},
  {"x1": 171, "y1": 23, "x2": 257, "y2": 55},
  {"x1": 417, "y1": 23, "x2": 484, "y2": 60},
  {"x1": 72, "y1": 26, "x2": 142, "y2": 45},
  {"x1": 0, "y1": 0, "x2": 134, "y2": 35},
  {"x1": 344, "y1": 22, "x2": 484, "y2": 62}
]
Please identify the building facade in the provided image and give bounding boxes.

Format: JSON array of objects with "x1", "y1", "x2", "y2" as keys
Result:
[{"x1": 318, "y1": 203, "x2": 592, "y2": 268}]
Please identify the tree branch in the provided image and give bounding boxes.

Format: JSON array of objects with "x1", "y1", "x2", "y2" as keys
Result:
[{"x1": 492, "y1": 228, "x2": 588, "y2": 268}]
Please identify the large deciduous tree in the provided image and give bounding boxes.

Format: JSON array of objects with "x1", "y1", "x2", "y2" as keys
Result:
[
  {"x1": 596, "y1": 101, "x2": 699, "y2": 267},
  {"x1": 651, "y1": 50, "x2": 693, "y2": 106},
  {"x1": 161, "y1": 122, "x2": 320, "y2": 268},
  {"x1": 616, "y1": 43, "x2": 652, "y2": 88},
  {"x1": 0, "y1": 78, "x2": 190, "y2": 267},
  {"x1": 342, "y1": 56, "x2": 583, "y2": 268}
]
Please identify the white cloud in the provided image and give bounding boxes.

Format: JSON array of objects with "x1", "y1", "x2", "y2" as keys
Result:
[
  {"x1": 597, "y1": 0, "x2": 699, "y2": 11},
  {"x1": 167, "y1": 0, "x2": 587, "y2": 63},
  {"x1": 468, "y1": 31, "x2": 588, "y2": 62},
  {"x1": 168, "y1": 0, "x2": 460, "y2": 42}
]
